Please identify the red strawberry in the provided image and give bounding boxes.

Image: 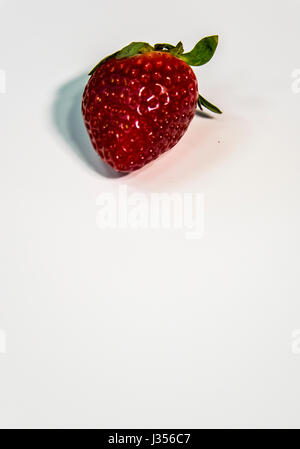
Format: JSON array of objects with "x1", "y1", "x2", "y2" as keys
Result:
[{"x1": 82, "y1": 38, "x2": 221, "y2": 173}]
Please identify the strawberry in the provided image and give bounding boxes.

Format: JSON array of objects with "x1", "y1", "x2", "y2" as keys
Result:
[{"x1": 82, "y1": 37, "x2": 221, "y2": 173}]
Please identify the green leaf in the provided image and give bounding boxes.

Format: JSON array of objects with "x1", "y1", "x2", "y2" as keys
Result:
[
  {"x1": 180, "y1": 35, "x2": 219, "y2": 66},
  {"x1": 198, "y1": 94, "x2": 222, "y2": 114},
  {"x1": 153, "y1": 43, "x2": 176, "y2": 51},
  {"x1": 89, "y1": 51, "x2": 119, "y2": 75},
  {"x1": 170, "y1": 41, "x2": 184, "y2": 56},
  {"x1": 153, "y1": 42, "x2": 184, "y2": 56},
  {"x1": 89, "y1": 42, "x2": 153, "y2": 75},
  {"x1": 116, "y1": 42, "x2": 153, "y2": 59}
]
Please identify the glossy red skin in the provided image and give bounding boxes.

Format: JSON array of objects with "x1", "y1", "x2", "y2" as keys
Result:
[{"x1": 82, "y1": 52, "x2": 198, "y2": 172}]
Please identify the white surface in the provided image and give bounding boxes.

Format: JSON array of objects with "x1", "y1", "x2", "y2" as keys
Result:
[{"x1": 1, "y1": 0, "x2": 300, "y2": 429}]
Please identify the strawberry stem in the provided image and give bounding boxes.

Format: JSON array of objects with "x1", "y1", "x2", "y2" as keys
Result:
[{"x1": 179, "y1": 36, "x2": 219, "y2": 66}]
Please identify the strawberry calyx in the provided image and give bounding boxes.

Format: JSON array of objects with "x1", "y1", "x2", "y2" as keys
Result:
[
  {"x1": 198, "y1": 94, "x2": 222, "y2": 114},
  {"x1": 153, "y1": 41, "x2": 184, "y2": 57},
  {"x1": 88, "y1": 36, "x2": 222, "y2": 114}
]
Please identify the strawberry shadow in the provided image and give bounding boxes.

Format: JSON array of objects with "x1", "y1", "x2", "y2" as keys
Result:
[
  {"x1": 52, "y1": 74, "x2": 125, "y2": 178},
  {"x1": 195, "y1": 110, "x2": 215, "y2": 120}
]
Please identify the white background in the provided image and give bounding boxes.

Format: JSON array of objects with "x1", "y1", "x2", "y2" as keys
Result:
[{"x1": 1, "y1": 0, "x2": 300, "y2": 429}]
